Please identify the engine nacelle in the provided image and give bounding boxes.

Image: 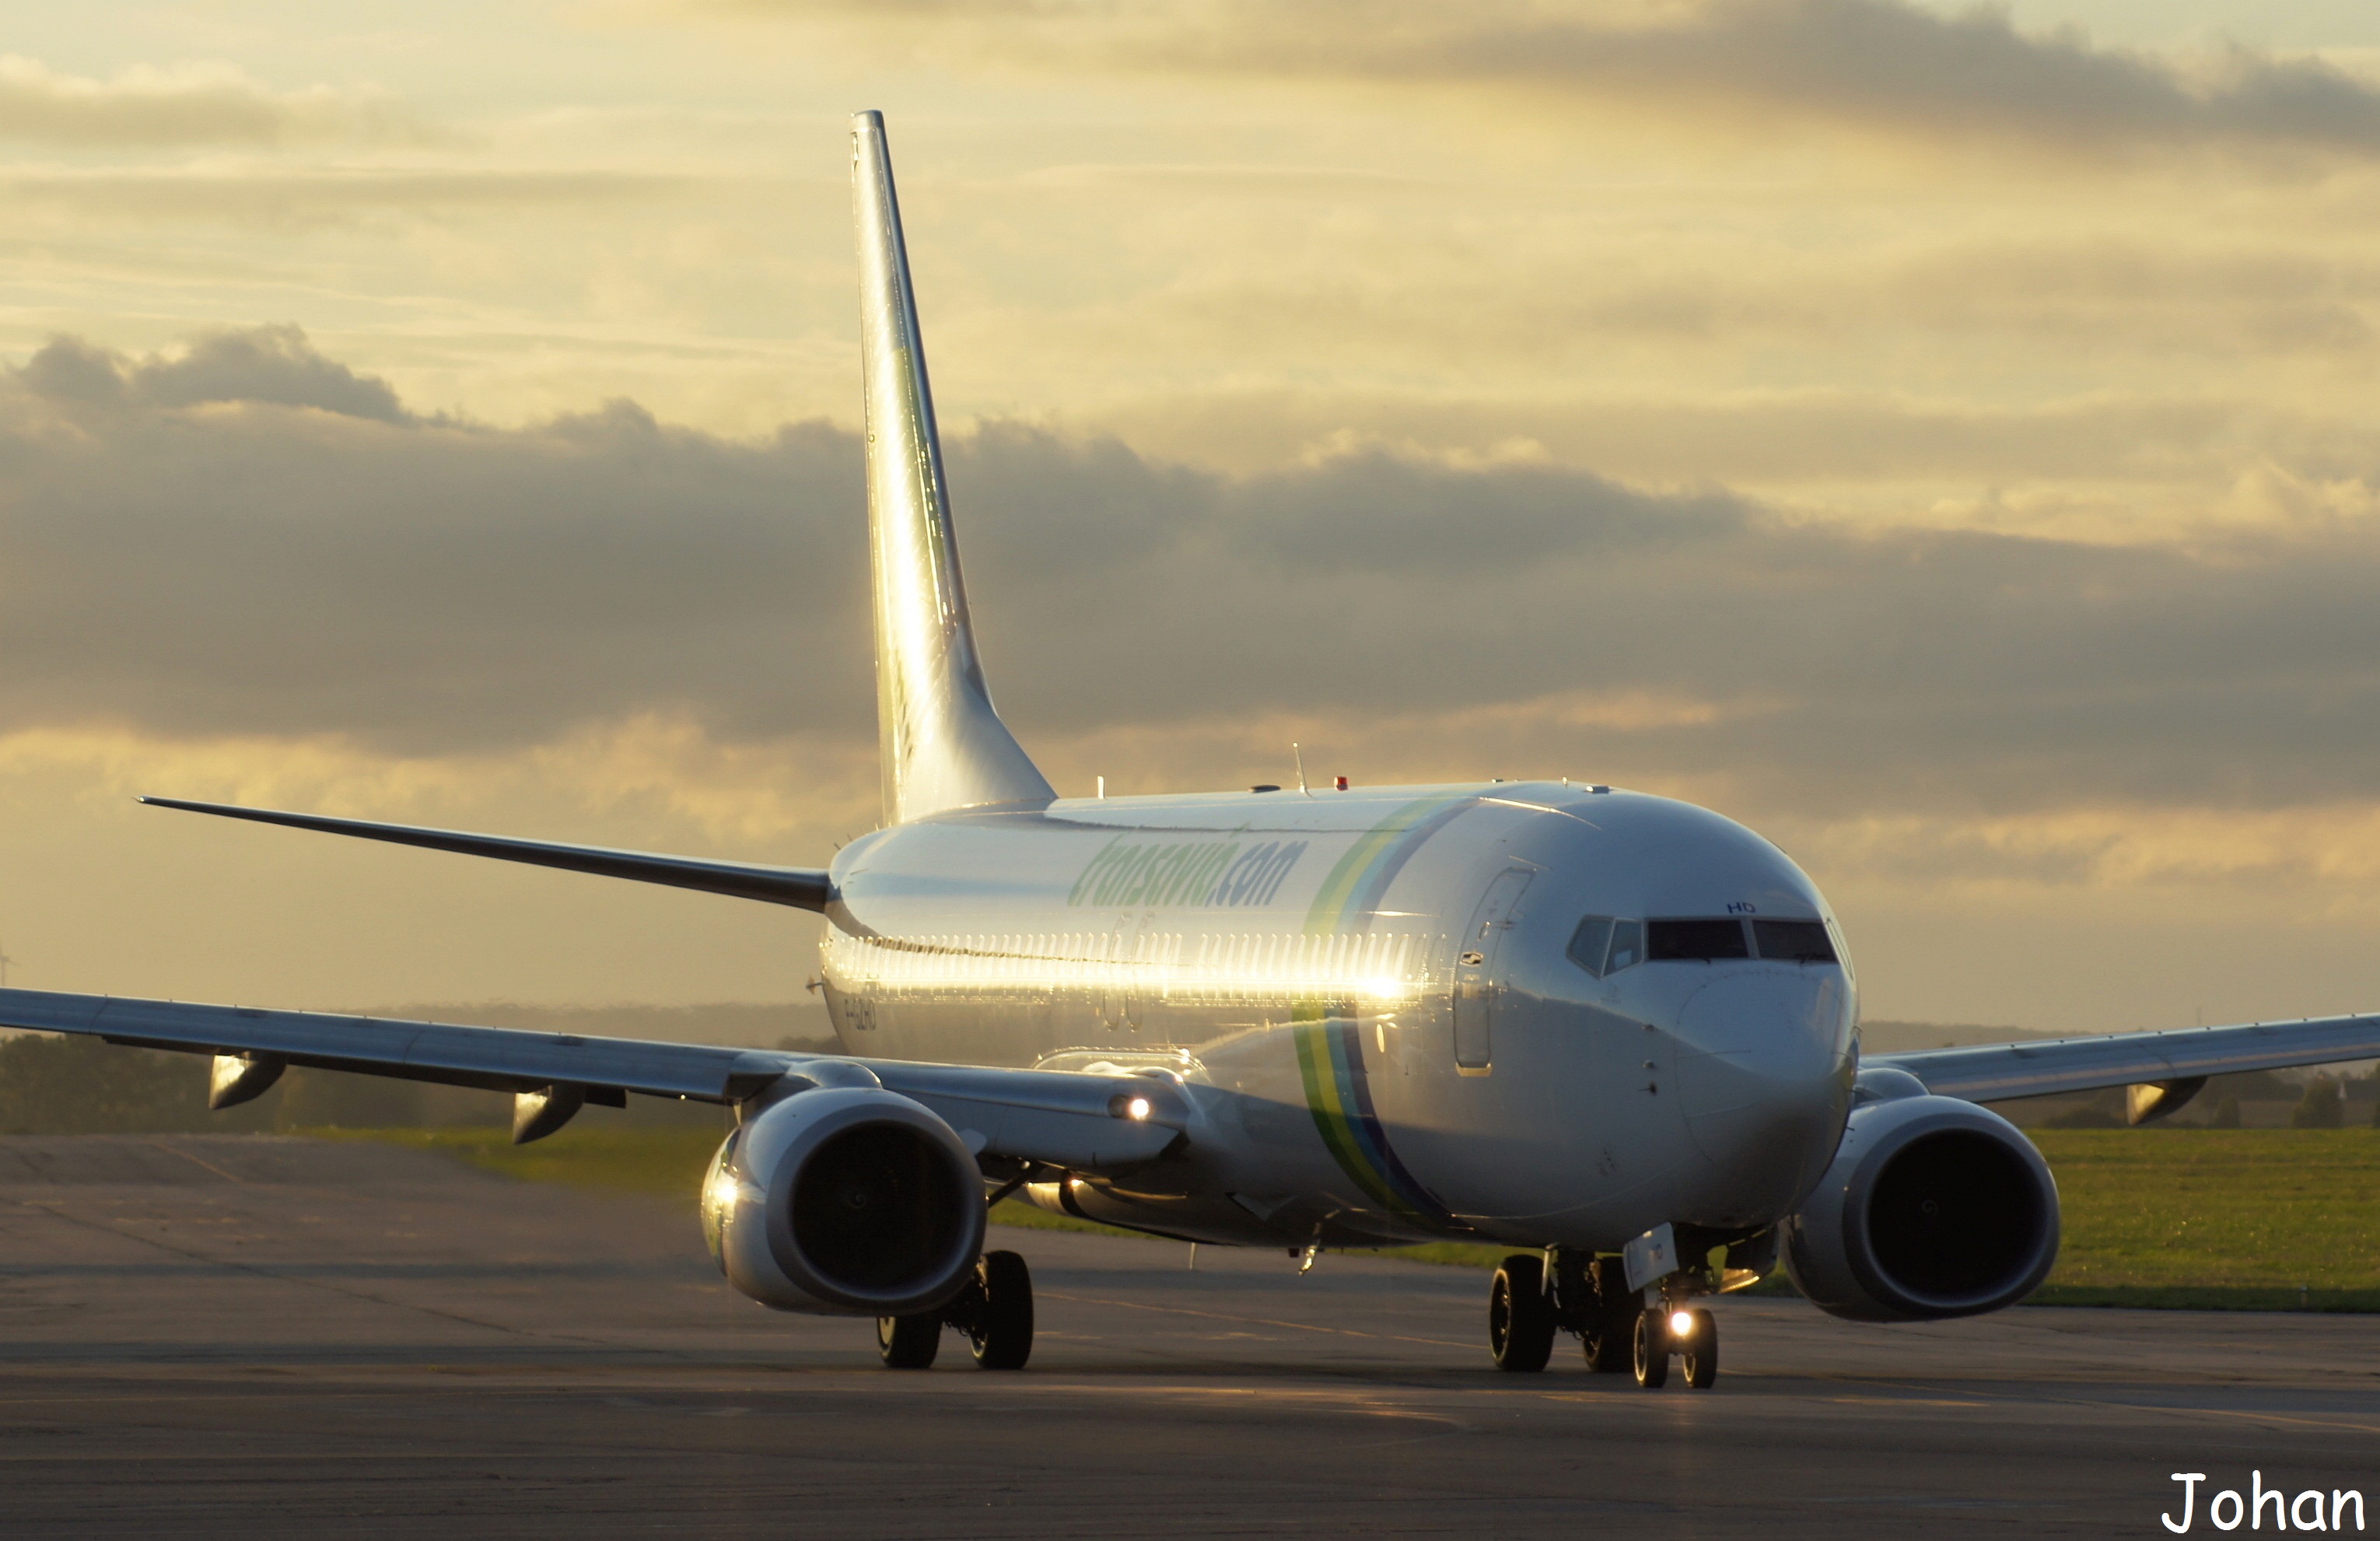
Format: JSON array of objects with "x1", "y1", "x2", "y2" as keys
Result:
[
  {"x1": 700, "y1": 1084, "x2": 985, "y2": 1317},
  {"x1": 1783, "y1": 1088, "x2": 2060, "y2": 1322}
]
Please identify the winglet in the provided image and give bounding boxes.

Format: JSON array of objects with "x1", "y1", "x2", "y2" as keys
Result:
[{"x1": 852, "y1": 110, "x2": 1054, "y2": 824}]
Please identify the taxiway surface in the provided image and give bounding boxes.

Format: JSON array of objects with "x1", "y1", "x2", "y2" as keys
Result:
[{"x1": 0, "y1": 1134, "x2": 2370, "y2": 1536}]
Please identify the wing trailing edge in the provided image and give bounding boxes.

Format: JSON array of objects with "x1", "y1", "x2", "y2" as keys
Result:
[
  {"x1": 140, "y1": 797, "x2": 832, "y2": 911},
  {"x1": 1871, "y1": 1014, "x2": 2380, "y2": 1106},
  {"x1": 0, "y1": 987, "x2": 1189, "y2": 1169}
]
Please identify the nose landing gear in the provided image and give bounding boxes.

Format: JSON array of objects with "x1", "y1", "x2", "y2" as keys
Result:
[
  {"x1": 1679, "y1": 1307, "x2": 1718, "y2": 1389},
  {"x1": 1630, "y1": 1306, "x2": 1670, "y2": 1387},
  {"x1": 1632, "y1": 1303, "x2": 1717, "y2": 1388},
  {"x1": 1484, "y1": 1249, "x2": 1723, "y2": 1388}
]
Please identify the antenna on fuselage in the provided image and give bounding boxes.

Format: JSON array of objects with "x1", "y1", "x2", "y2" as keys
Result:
[{"x1": 1292, "y1": 743, "x2": 1310, "y2": 797}]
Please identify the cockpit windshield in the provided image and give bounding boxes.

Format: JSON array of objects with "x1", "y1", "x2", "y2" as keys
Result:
[
  {"x1": 1752, "y1": 919, "x2": 1836, "y2": 963},
  {"x1": 1566, "y1": 913, "x2": 1836, "y2": 975},
  {"x1": 1648, "y1": 918, "x2": 1749, "y2": 961}
]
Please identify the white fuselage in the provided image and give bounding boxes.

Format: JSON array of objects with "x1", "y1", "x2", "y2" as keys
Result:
[{"x1": 821, "y1": 781, "x2": 1858, "y2": 1253}]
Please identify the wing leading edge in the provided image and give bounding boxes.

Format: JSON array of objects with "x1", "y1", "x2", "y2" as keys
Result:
[
  {"x1": 1871, "y1": 1014, "x2": 2380, "y2": 1106},
  {"x1": 0, "y1": 987, "x2": 1186, "y2": 1169},
  {"x1": 140, "y1": 797, "x2": 831, "y2": 911}
]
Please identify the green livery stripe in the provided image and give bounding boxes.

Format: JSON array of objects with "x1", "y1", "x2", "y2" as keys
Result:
[
  {"x1": 1302, "y1": 796, "x2": 1465, "y2": 937},
  {"x1": 1293, "y1": 1014, "x2": 1409, "y2": 1217},
  {"x1": 1294, "y1": 1008, "x2": 1458, "y2": 1225}
]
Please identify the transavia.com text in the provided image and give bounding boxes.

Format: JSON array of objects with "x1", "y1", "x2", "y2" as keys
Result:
[{"x1": 2166, "y1": 1474, "x2": 2366, "y2": 1532}]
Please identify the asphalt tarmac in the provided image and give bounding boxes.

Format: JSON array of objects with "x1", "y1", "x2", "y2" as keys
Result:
[{"x1": 0, "y1": 1135, "x2": 2371, "y2": 1537}]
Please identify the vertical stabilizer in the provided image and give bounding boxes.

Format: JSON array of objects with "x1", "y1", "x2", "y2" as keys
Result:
[{"x1": 851, "y1": 111, "x2": 1055, "y2": 824}]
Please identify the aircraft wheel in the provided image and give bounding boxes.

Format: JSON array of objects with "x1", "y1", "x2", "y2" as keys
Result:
[
  {"x1": 967, "y1": 1250, "x2": 1034, "y2": 1370},
  {"x1": 1632, "y1": 1307, "x2": 1671, "y2": 1389},
  {"x1": 1489, "y1": 1255, "x2": 1556, "y2": 1372},
  {"x1": 1682, "y1": 1308, "x2": 1718, "y2": 1389},
  {"x1": 1581, "y1": 1259, "x2": 1634, "y2": 1374},
  {"x1": 877, "y1": 1310, "x2": 941, "y2": 1369}
]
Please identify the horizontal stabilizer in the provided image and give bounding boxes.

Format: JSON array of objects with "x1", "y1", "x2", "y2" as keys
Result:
[
  {"x1": 141, "y1": 797, "x2": 831, "y2": 912},
  {"x1": 1872, "y1": 1013, "x2": 2380, "y2": 1104}
]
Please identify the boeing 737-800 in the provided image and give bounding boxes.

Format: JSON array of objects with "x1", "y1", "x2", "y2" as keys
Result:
[{"x1": 8, "y1": 112, "x2": 2380, "y2": 1387}]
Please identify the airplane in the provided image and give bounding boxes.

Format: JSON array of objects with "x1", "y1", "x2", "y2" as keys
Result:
[{"x1": 6, "y1": 110, "x2": 2380, "y2": 1388}]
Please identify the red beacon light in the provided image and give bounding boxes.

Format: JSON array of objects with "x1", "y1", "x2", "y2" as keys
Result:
[{"x1": 1333, "y1": 776, "x2": 1349, "y2": 791}]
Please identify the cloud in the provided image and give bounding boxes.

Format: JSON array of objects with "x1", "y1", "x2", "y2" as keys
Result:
[
  {"x1": 11, "y1": 329, "x2": 2380, "y2": 828},
  {"x1": 0, "y1": 168, "x2": 688, "y2": 229},
  {"x1": 0, "y1": 54, "x2": 422, "y2": 148},
  {"x1": 2, "y1": 330, "x2": 871, "y2": 753},
  {"x1": 754, "y1": 0, "x2": 2380, "y2": 160},
  {"x1": 26, "y1": 329, "x2": 408, "y2": 422}
]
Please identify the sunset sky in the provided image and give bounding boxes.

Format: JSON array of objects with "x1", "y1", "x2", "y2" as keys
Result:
[{"x1": 7, "y1": 0, "x2": 2380, "y2": 1034}]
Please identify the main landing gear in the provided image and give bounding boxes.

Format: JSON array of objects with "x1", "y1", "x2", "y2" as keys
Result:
[
  {"x1": 1487, "y1": 1251, "x2": 1720, "y2": 1389},
  {"x1": 877, "y1": 1249, "x2": 1035, "y2": 1371}
]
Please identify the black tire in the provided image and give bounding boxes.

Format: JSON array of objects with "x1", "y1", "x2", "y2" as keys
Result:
[
  {"x1": 968, "y1": 1250, "x2": 1034, "y2": 1370},
  {"x1": 1632, "y1": 1307, "x2": 1670, "y2": 1389},
  {"x1": 1489, "y1": 1255, "x2": 1556, "y2": 1373},
  {"x1": 1682, "y1": 1308, "x2": 1718, "y2": 1389},
  {"x1": 1581, "y1": 1258, "x2": 1634, "y2": 1374},
  {"x1": 877, "y1": 1311, "x2": 940, "y2": 1369}
]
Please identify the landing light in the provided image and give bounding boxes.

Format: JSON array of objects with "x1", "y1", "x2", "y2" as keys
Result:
[
  {"x1": 1125, "y1": 1095, "x2": 1153, "y2": 1121},
  {"x1": 1668, "y1": 1310, "x2": 1696, "y2": 1338}
]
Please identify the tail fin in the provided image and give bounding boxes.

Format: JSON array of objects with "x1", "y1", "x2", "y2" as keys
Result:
[{"x1": 851, "y1": 110, "x2": 1054, "y2": 824}]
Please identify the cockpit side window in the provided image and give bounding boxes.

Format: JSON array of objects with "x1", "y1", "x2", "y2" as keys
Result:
[
  {"x1": 1647, "y1": 917, "x2": 1750, "y2": 961},
  {"x1": 1569, "y1": 916, "x2": 1643, "y2": 976},
  {"x1": 1566, "y1": 916, "x2": 1614, "y2": 977},
  {"x1": 1752, "y1": 918, "x2": 1837, "y2": 963}
]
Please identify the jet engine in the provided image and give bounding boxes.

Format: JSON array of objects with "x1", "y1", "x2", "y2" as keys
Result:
[
  {"x1": 700, "y1": 1077, "x2": 985, "y2": 1317},
  {"x1": 1782, "y1": 1080, "x2": 2060, "y2": 1322}
]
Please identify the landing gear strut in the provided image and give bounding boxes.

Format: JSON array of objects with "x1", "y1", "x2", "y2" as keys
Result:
[
  {"x1": 1576, "y1": 1255, "x2": 1636, "y2": 1374},
  {"x1": 875, "y1": 1249, "x2": 1035, "y2": 1371}
]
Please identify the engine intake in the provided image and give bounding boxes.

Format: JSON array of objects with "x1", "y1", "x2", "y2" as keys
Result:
[
  {"x1": 1783, "y1": 1089, "x2": 2059, "y2": 1322},
  {"x1": 702, "y1": 1084, "x2": 985, "y2": 1316}
]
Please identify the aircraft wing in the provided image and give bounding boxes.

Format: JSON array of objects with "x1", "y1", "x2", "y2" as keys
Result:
[
  {"x1": 0, "y1": 988, "x2": 1185, "y2": 1170},
  {"x1": 138, "y1": 797, "x2": 831, "y2": 912},
  {"x1": 1871, "y1": 1014, "x2": 2380, "y2": 1104}
]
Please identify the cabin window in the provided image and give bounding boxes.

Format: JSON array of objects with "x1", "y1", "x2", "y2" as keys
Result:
[
  {"x1": 1647, "y1": 918, "x2": 1749, "y2": 961},
  {"x1": 1752, "y1": 918, "x2": 1837, "y2": 963},
  {"x1": 1565, "y1": 916, "x2": 1643, "y2": 977}
]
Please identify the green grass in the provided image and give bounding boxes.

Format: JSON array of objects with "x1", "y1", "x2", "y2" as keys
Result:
[
  {"x1": 2021, "y1": 1129, "x2": 2380, "y2": 1310},
  {"x1": 310, "y1": 1124, "x2": 2380, "y2": 1310},
  {"x1": 1359, "y1": 1131, "x2": 2380, "y2": 1310},
  {"x1": 308, "y1": 1125, "x2": 729, "y2": 1196},
  {"x1": 983, "y1": 1200, "x2": 1154, "y2": 1240}
]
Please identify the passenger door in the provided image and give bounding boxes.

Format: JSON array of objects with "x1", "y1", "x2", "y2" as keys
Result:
[{"x1": 1452, "y1": 868, "x2": 1535, "y2": 1073}]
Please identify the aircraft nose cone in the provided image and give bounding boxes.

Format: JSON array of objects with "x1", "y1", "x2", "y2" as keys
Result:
[{"x1": 1669, "y1": 970, "x2": 1853, "y2": 1223}]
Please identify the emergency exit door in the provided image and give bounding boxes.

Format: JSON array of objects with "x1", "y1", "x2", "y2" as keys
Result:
[{"x1": 1452, "y1": 867, "x2": 1534, "y2": 1073}]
